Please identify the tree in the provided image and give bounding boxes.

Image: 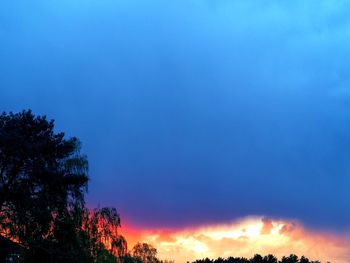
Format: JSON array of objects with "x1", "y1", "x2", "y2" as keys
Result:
[
  {"x1": 299, "y1": 256, "x2": 310, "y2": 263},
  {"x1": 132, "y1": 243, "x2": 158, "y2": 263},
  {"x1": 0, "y1": 110, "x2": 89, "y2": 262},
  {"x1": 82, "y1": 207, "x2": 127, "y2": 262},
  {"x1": 251, "y1": 255, "x2": 263, "y2": 263},
  {"x1": 262, "y1": 255, "x2": 277, "y2": 263},
  {"x1": 281, "y1": 254, "x2": 298, "y2": 263}
]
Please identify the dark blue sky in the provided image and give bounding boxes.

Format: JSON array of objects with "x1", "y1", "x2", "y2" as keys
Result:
[{"x1": 1, "y1": 0, "x2": 350, "y2": 231}]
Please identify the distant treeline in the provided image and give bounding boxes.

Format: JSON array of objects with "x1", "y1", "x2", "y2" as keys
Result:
[{"x1": 191, "y1": 254, "x2": 325, "y2": 263}]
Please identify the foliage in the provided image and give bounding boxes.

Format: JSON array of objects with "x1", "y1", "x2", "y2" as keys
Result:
[
  {"x1": 0, "y1": 111, "x2": 128, "y2": 263},
  {"x1": 0, "y1": 110, "x2": 89, "y2": 262},
  {"x1": 131, "y1": 242, "x2": 159, "y2": 263},
  {"x1": 82, "y1": 207, "x2": 127, "y2": 262}
]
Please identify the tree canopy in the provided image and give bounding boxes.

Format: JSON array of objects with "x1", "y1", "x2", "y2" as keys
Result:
[
  {"x1": 0, "y1": 110, "x2": 151, "y2": 263},
  {"x1": 132, "y1": 243, "x2": 158, "y2": 263},
  {"x1": 0, "y1": 110, "x2": 89, "y2": 262}
]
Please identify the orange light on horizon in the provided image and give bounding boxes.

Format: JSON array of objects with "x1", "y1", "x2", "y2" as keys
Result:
[{"x1": 120, "y1": 217, "x2": 350, "y2": 263}]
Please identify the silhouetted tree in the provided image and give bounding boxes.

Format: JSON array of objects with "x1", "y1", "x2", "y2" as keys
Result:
[
  {"x1": 251, "y1": 254, "x2": 263, "y2": 263},
  {"x1": 191, "y1": 254, "x2": 325, "y2": 263},
  {"x1": 82, "y1": 207, "x2": 127, "y2": 262},
  {"x1": 281, "y1": 254, "x2": 298, "y2": 263},
  {"x1": 298, "y1": 256, "x2": 310, "y2": 263},
  {"x1": 132, "y1": 242, "x2": 158, "y2": 263},
  {"x1": 123, "y1": 253, "x2": 136, "y2": 263},
  {"x1": 263, "y1": 255, "x2": 278, "y2": 263},
  {"x1": 0, "y1": 110, "x2": 88, "y2": 262}
]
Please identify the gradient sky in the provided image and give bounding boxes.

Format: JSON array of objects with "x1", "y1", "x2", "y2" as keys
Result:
[{"x1": 1, "y1": 0, "x2": 350, "y2": 234}]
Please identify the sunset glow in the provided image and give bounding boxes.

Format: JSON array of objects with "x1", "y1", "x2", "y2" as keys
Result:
[{"x1": 122, "y1": 217, "x2": 350, "y2": 263}]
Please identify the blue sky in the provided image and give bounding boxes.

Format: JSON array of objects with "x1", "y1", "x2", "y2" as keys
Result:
[{"x1": 1, "y1": 0, "x2": 350, "y2": 231}]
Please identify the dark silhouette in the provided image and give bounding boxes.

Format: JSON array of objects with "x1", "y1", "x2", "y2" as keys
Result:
[
  {"x1": 191, "y1": 254, "x2": 323, "y2": 263},
  {"x1": 0, "y1": 235, "x2": 23, "y2": 262},
  {"x1": 0, "y1": 110, "x2": 89, "y2": 262},
  {"x1": 131, "y1": 243, "x2": 158, "y2": 263},
  {"x1": 0, "y1": 110, "x2": 145, "y2": 262},
  {"x1": 81, "y1": 207, "x2": 128, "y2": 261}
]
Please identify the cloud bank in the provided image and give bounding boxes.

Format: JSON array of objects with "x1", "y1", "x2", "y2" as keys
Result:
[{"x1": 123, "y1": 217, "x2": 350, "y2": 263}]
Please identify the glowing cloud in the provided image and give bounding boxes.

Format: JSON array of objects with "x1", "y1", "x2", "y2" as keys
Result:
[{"x1": 122, "y1": 217, "x2": 350, "y2": 263}]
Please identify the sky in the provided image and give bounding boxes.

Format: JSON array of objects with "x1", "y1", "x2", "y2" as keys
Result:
[{"x1": 1, "y1": 0, "x2": 350, "y2": 260}]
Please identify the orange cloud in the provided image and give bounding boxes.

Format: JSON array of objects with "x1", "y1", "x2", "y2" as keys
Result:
[{"x1": 121, "y1": 217, "x2": 350, "y2": 263}]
